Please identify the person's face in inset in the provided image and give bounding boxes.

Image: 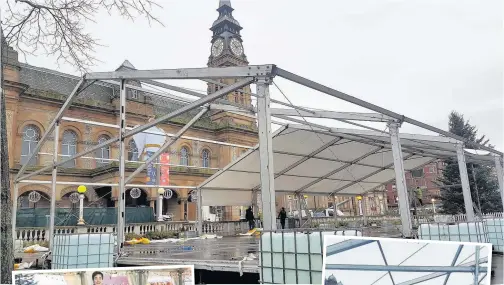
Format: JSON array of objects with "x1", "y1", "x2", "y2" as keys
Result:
[{"x1": 93, "y1": 274, "x2": 103, "y2": 285}]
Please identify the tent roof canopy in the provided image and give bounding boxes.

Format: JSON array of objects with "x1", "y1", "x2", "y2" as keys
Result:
[{"x1": 198, "y1": 124, "x2": 495, "y2": 202}]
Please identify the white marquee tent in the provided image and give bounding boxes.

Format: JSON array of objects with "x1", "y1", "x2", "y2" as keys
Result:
[{"x1": 198, "y1": 123, "x2": 496, "y2": 207}]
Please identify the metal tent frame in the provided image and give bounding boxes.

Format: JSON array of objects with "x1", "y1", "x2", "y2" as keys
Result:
[
  {"x1": 324, "y1": 239, "x2": 489, "y2": 285},
  {"x1": 11, "y1": 64, "x2": 504, "y2": 257}
]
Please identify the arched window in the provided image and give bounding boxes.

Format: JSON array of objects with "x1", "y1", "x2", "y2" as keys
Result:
[
  {"x1": 128, "y1": 140, "x2": 139, "y2": 161},
  {"x1": 201, "y1": 149, "x2": 210, "y2": 168},
  {"x1": 180, "y1": 146, "x2": 189, "y2": 166},
  {"x1": 20, "y1": 124, "x2": 40, "y2": 165},
  {"x1": 96, "y1": 135, "x2": 111, "y2": 167},
  {"x1": 61, "y1": 130, "x2": 78, "y2": 168}
]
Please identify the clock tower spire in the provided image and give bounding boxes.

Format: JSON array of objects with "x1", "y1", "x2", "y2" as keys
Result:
[
  {"x1": 207, "y1": 0, "x2": 253, "y2": 114},
  {"x1": 208, "y1": 0, "x2": 248, "y2": 67}
]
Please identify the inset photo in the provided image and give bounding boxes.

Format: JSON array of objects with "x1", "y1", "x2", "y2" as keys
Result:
[
  {"x1": 322, "y1": 236, "x2": 492, "y2": 285},
  {"x1": 12, "y1": 265, "x2": 194, "y2": 285}
]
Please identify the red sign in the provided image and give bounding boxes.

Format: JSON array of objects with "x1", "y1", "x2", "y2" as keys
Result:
[{"x1": 160, "y1": 153, "x2": 170, "y2": 186}]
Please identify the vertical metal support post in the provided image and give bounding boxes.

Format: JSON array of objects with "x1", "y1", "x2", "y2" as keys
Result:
[
  {"x1": 456, "y1": 142, "x2": 475, "y2": 221},
  {"x1": 156, "y1": 157, "x2": 162, "y2": 220},
  {"x1": 388, "y1": 122, "x2": 413, "y2": 238},
  {"x1": 252, "y1": 189, "x2": 258, "y2": 217},
  {"x1": 49, "y1": 123, "x2": 60, "y2": 248},
  {"x1": 474, "y1": 246, "x2": 480, "y2": 285},
  {"x1": 11, "y1": 183, "x2": 18, "y2": 243},
  {"x1": 196, "y1": 188, "x2": 203, "y2": 236},
  {"x1": 297, "y1": 193, "x2": 303, "y2": 227},
  {"x1": 256, "y1": 77, "x2": 276, "y2": 231},
  {"x1": 157, "y1": 193, "x2": 163, "y2": 222},
  {"x1": 494, "y1": 155, "x2": 504, "y2": 211},
  {"x1": 333, "y1": 196, "x2": 338, "y2": 226},
  {"x1": 116, "y1": 80, "x2": 127, "y2": 256},
  {"x1": 362, "y1": 194, "x2": 368, "y2": 226}
]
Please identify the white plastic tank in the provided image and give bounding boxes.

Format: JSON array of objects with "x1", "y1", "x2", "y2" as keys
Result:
[
  {"x1": 260, "y1": 230, "x2": 362, "y2": 284},
  {"x1": 51, "y1": 233, "x2": 115, "y2": 269}
]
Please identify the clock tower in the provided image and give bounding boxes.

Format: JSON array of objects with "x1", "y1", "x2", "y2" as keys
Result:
[{"x1": 207, "y1": 0, "x2": 254, "y2": 126}]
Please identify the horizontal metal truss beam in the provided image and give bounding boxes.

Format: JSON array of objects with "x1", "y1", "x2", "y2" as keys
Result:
[
  {"x1": 288, "y1": 123, "x2": 458, "y2": 145},
  {"x1": 326, "y1": 240, "x2": 376, "y2": 256},
  {"x1": 123, "y1": 77, "x2": 255, "y2": 139},
  {"x1": 396, "y1": 256, "x2": 489, "y2": 285},
  {"x1": 270, "y1": 108, "x2": 394, "y2": 122},
  {"x1": 18, "y1": 180, "x2": 196, "y2": 189},
  {"x1": 140, "y1": 78, "x2": 255, "y2": 113},
  {"x1": 288, "y1": 124, "x2": 495, "y2": 163},
  {"x1": 86, "y1": 65, "x2": 275, "y2": 80},
  {"x1": 61, "y1": 116, "x2": 253, "y2": 149},
  {"x1": 275, "y1": 67, "x2": 502, "y2": 156},
  {"x1": 325, "y1": 264, "x2": 486, "y2": 273}
]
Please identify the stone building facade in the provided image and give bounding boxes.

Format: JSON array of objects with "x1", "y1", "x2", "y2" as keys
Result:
[
  {"x1": 3, "y1": 1, "x2": 262, "y2": 222},
  {"x1": 3, "y1": 0, "x2": 387, "y2": 223}
]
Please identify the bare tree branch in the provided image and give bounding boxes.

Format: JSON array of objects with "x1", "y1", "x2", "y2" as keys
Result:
[{"x1": 2, "y1": 0, "x2": 164, "y2": 72}]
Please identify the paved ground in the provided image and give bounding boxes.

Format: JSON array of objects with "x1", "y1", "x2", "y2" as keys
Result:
[{"x1": 118, "y1": 236, "x2": 260, "y2": 272}]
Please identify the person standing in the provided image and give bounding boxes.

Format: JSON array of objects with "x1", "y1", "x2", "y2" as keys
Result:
[
  {"x1": 415, "y1": 187, "x2": 424, "y2": 206},
  {"x1": 245, "y1": 206, "x2": 255, "y2": 230},
  {"x1": 278, "y1": 207, "x2": 287, "y2": 229}
]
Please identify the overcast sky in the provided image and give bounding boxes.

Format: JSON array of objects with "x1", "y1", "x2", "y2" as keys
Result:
[
  {"x1": 4, "y1": 0, "x2": 503, "y2": 150},
  {"x1": 323, "y1": 236, "x2": 491, "y2": 285}
]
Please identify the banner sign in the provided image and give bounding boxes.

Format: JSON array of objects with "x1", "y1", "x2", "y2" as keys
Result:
[
  {"x1": 160, "y1": 153, "x2": 170, "y2": 186},
  {"x1": 145, "y1": 151, "x2": 157, "y2": 185}
]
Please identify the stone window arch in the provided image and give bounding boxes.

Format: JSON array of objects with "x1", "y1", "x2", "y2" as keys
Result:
[
  {"x1": 201, "y1": 149, "x2": 210, "y2": 168},
  {"x1": 20, "y1": 124, "x2": 40, "y2": 165},
  {"x1": 180, "y1": 146, "x2": 190, "y2": 166},
  {"x1": 61, "y1": 130, "x2": 78, "y2": 168},
  {"x1": 95, "y1": 135, "x2": 111, "y2": 167}
]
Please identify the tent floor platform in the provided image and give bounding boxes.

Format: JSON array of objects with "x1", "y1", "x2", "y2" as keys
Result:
[{"x1": 117, "y1": 236, "x2": 260, "y2": 273}]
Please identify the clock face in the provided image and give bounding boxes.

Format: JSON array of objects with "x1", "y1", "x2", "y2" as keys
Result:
[
  {"x1": 211, "y1": 39, "x2": 224, "y2": 57},
  {"x1": 230, "y1": 38, "x2": 244, "y2": 56}
]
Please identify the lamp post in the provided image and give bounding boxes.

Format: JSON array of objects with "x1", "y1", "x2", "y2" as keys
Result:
[
  {"x1": 431, "y1": 198, "x2": 436, "y2": 213},
  {"x1": 77, "y1": 185, "x2": 87, "y2": 225},
  {"x1": 157, "y1": 188, "x2": 164, "y2": 222},
  {"x1": 356, "y1": 195, "x2": 363, "y2": 216}
]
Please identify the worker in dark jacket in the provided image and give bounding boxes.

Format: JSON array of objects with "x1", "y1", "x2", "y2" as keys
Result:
[
  {"x1": 278, "y1": 207, "x2": 287, "y2": 229},
  {"x1": 245, "y1": 206, "x2": 255, "y2": 230}
]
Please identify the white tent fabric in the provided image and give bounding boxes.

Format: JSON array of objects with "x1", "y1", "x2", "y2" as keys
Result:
[{"x1": 199, "y1": 124, "x2": 494, "y2": 206}]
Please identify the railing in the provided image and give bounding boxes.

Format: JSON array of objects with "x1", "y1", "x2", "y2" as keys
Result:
[
  {"x1": 16, "y1": 212, "x2": 503, "y2": 243},
  {"x1": 15, "y1": 221, "x2": 250, "y2": 242}
]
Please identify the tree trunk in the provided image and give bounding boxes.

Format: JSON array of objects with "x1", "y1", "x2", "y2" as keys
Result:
[{"x1": 1, "y1": 36, "x2": 14, "y2": 284}]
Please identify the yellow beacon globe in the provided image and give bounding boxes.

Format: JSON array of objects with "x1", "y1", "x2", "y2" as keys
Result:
[{"x1": 77, "y1": 185, "x2": 87, "y2": 194}]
